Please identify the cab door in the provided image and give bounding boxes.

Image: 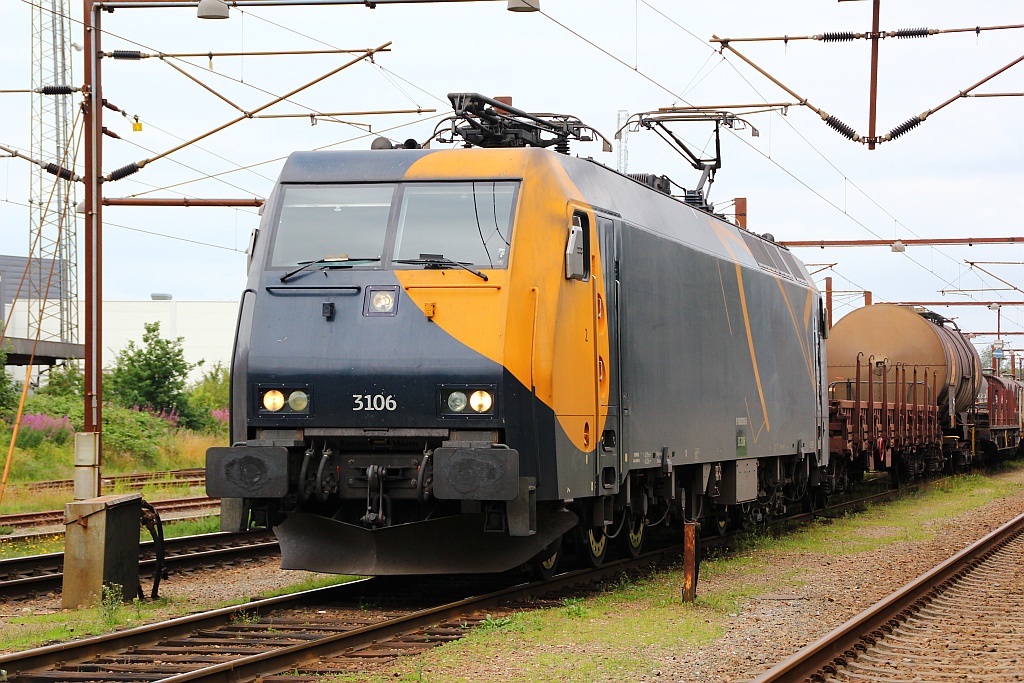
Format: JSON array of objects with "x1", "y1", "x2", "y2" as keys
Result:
[{"x1": 596, "y1": 216, "x2": 620, "y2": 492}]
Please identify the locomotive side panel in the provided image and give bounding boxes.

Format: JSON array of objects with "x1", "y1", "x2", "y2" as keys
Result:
[{"x1": 615, "y1": 221, "x2": 819, "y2": 467}]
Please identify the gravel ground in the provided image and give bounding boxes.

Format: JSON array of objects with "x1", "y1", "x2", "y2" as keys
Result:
[{"x1": 2, "y1": 468, "x2": 1023, "y2": 681}]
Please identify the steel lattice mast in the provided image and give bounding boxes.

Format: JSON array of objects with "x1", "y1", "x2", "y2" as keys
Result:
[{"x1": 30, "y1": 0, "x2": 79, "y2": 345}]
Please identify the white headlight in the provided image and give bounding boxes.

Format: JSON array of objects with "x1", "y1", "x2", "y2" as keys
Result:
[
  {"x1": 447, "y1": 391, "x2": 468, "y2": 412},
  {"x1": 287, "y1": 390, "x2": 309, "y2": 412},
  {"x1": 469, "y1": 390, "x2": 493, "y2": 413},
  {"x1": 371, "y1": 290, "x2": 396, "y2": 313}
]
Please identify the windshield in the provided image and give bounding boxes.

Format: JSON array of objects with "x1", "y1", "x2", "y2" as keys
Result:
[
  {"x1": 393, "y1": 182, "x2": 516, "y2": 268},
  {"x1": 267, "y1": 181, "x2": 519, "y2": 271},
  {"x1": 269, "y1": 185, "x2": 395, "y2": 267}
]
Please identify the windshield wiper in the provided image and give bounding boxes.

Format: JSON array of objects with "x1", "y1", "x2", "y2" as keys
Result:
[
  {"x1": 394, "y1": 254, "x2": 488, "y2": 281},
  {"x1": 280, "y1": 256, "x2": 380, "y2": 282}
]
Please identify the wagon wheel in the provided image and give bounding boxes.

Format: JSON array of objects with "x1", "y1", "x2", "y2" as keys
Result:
[
  {"x1": 805, "y1": 489, "x2": 828, "y2": 514},
  {"x1": 620, "y1": 511, "x2": 645, "y2": 558},
  {"x1": 577, "y1": 524, "x2": 608, "y2": 568}
]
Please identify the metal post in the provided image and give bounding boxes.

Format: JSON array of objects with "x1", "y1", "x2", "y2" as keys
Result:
[
  {"x1": 824, "y1": 276, "x2": 833, "y2": 329},
  {"x1": 681, "y1": 521, "x2": 698, "y2": 603},
  {"x1": 867, "y1": 0, "x2": 881, "y2": 150},
  {"x1": 855, "y1": 352, "x2": 863, "y2": 450},
  {"x1": 78, "y1": 0, "x2": 102, "y2": 500},
  {"x1": 734, "y1": 197, "x2": 747, "y2": 230},
  {"x1": 867, "y1": 355, "x2": 875, "y2": 469}
]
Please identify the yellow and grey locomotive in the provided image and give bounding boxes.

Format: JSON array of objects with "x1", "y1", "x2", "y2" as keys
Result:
[{"x1": 207, "y1": 94, "x2": 831, "y2": 575}]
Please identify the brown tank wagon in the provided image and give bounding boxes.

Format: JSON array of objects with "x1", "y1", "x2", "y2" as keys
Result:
[{"x1": 826, "y1": 304, "x2": 1018, "y2": 483}]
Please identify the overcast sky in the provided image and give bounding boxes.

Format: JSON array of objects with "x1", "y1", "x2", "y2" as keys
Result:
[{"x1": 1, "y1": 0, "x2": 1022, "y2": 348}]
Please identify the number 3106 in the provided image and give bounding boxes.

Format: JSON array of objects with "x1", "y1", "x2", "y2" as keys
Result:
[{"x1": 353, "y1": 394, "x2": 397, "y2": 411}]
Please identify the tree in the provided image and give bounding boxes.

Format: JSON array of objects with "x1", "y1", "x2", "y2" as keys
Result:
[
  {"x1": 189, "y1": 362, "x2": 230, "y2": 411},
  {"x1": 0, "y1": 347, "x2": 17, "y2": 412},
  {"x1": 39, "y1": 360, "x2": 84, "y2": 398},
  {"x1": 107, "y1": 322, "x2": 199, "y2": 420}
]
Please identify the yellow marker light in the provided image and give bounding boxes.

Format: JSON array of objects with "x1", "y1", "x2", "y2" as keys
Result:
[
  {"x1": 263, "y1": 389, "x2": 285, "y2": 412},
  {"x1": 370, "y1": 290, "x2": 396, "y2": 313},
  {"x1": 287, "y1": 390, "x2": 309, "y2": 412},
  {"x1": 469, "y1": 390, "x2": 493, "y2": 413},
  {"x1": 447, "y1": 391, "x2": 468, "y2": 413}
]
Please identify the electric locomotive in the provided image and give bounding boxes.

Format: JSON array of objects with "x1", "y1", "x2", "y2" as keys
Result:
[{"x1": 207, "y1": 94, "x2": 832, "y2": 575}]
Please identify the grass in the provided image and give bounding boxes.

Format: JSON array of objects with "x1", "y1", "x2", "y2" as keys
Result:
[
  {"x1": 0, "y1": 430, "x2": 224, "y2": 516},
  {"x1": 358, "y1": 465, "x2": 1024, "y2": 683}
]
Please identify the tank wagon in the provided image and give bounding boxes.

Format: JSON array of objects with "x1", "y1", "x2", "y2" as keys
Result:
[
  {"x1": 826, "y1": 303, "x2": 1020, "y2": 481},
  {"x1": 206, "y1": 94, "x2": 832, "y2": 575}
]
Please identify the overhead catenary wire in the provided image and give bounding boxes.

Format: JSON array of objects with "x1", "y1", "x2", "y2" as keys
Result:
[
  {"x1": 7, "y1": 0, "x2": 1018, "y2": 326},
  {"x1": 104, "y1": 42, "x2": 393, "y2": 183},
  {"x1": 17, "y1": 0, "x2": 427, "y2": 189},
  {"x1": 711, "y1": 31, "x2": 1024, "y2": 145},
  {"x1": 531, "y1": 2, "x2": 1020, "y2": 321},
  {"x1": 0, "y1": 196, "x2": 247, "y2": 253},
  {"x1": 709, "y1": 22, "x2": 1024, "y2": 44}
]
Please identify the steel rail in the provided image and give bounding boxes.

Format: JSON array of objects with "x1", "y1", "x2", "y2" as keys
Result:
[
  {"x1": 0, "y1": 531, "x2": 277, "y2": 598},
  {"x1": 0, "y1": 481, "x2": 925, "y2": 683},
  {"x1": 12, "y1": 468, "x2": 206, "y2": 493},
  {"x1": 0, "y1": 549, "x2": 666, "y2": 680},
  {"x1": 0, "y1": 496, "x2": 219, "y2": 530},
  {"x1": 749, "y1": 509, "x2": 1024, "y2": 682}
]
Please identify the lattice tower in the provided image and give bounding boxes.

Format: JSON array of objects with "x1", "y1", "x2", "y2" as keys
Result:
[
  {"x1": 616, "y1": 109, "x2": 629, "y2": 174},
  {"x1": 29, "y1": 0, "x2": 78, "y2": 344}
]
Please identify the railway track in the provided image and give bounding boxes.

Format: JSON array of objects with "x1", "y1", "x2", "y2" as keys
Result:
[
  {"x1": 751, "y1": 509, "x2": 1024, "y2": 682},
  {"x1": 12, "y1": 469, "x2": 206, "y2": 494},
  {"x1": 0, "y1": 531, "x2": 278, "y2": 600},
  {"x1": 0, "y1": 496, "x2": 219, "y2": 531},
  {"x1": 0, "y1": 543, "x2": 660, "y2": 683},
  {"x1": 0, "y1": 484, "x2": 917, "y2": 681}
]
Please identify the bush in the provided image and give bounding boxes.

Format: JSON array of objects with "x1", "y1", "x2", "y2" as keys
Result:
[
  {"x1": 190, "y1": 362, "x2": 229, "y2": 412},
  {"x1": 15, "y1": 413, "x2": 74, "y2": 448},
  {"x1": 0, "y1": 347, "x2": 18, "y2": 413},
  {"x1": 106, "y1": 322, "x2": 208, "y2": 430},
  {"x1": 38, "y1": 361, "x2": 84, "y2": 398}
]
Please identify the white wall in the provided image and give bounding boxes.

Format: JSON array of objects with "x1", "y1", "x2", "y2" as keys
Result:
[{"x1": 4, "y1": 299, "x2": 238, "y2": 383}]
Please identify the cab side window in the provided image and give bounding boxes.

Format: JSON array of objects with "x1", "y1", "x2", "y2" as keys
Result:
[{"x1": 565, "y1": 212, "x2": 590, "y2": 281}]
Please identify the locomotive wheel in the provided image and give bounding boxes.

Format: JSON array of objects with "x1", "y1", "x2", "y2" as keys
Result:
[
  {"x1": 731, "y1": 502, "x2": 755, "y2": 531},
  {"x1": 711, "y1": 504, "x2": 730, "y2": 536},
  {"x1": 621, "y1": 511, "x2": 645, "y2": 558},
  {"x1": 577, "y1": 525, "x2": 608, "y2": 567},
  {"x1": 529, "y1": 535, "x2": 562, "y2": 580}
]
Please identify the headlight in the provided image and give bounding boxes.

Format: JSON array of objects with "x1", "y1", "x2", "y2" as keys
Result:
[
  {"x1": 263, "y1": 390, "x2": 285, "y2": 412},
  {"x1": 469, "y1": 390, "x2": 492, "y2": 413},
  {"x1": 439, "y1": 385, "x2": 496, "y2": 416},
  {"x1": 364, "y1": 285, "x2": 399, "y2": 316},
  {"x1": 447, "y1": 391, "x2": 468, "y2": 413},
  {"x1": 258, "y1": 386, "x2": 311, "y2": 415},
  {"x1": 370, "y1": 290, "x2": 395, "y2": 313},
  {"x1": 287, "y1": 390, "x2": 309, "y2": 412}
]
